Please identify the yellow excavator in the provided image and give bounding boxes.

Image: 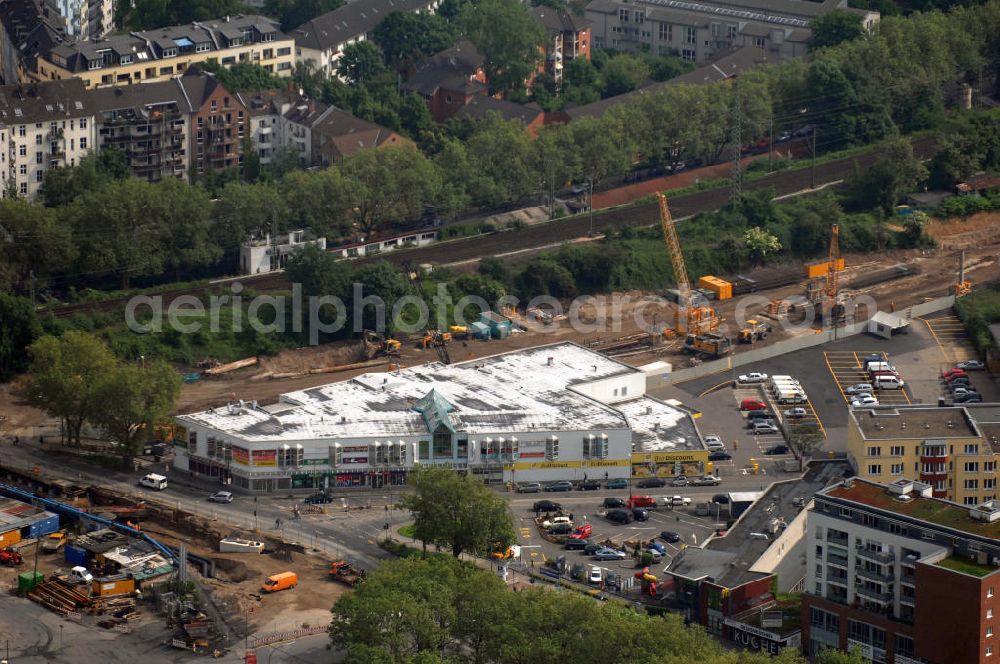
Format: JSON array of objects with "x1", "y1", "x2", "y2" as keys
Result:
[{"x1": 362, "y1": 330, "x2": 401, "y2": 359}]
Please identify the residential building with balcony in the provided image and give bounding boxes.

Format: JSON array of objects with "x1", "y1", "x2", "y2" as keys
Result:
[
  {"x1": 847, "y1": 404, "x2": 1000, "y2": 505},
  {"x1": 188, "y1": 74, "x2": 247, "y2": 175},
  {"x1": 804, "y1": 476, "x2": 1000, "y2": 664},
  {"x1": 529, "y1": 7, "x2": 591, "y2": 84},
  {"x1": 36, "y1": 14, "x2": 294, "y2": 88},
  {"x1": 0, "y1": 0, "x2": 67, "y2": 84},
  {"x1": 401, "y1": 39, "x2": 487, "y2": 122},
  {"x1": 291, "y1": 0, "x2": 440, "y2": 79},
  {"x1": 54, "y1": 0, "x2": 113, "y2": 39},
  {"x1": 584, "y1": 0, "x2": 877, "y2": 62},
  {"x1": 240, "y1": 229, "x2": 326, "y2": 275},
  {"x1": 0, "y1": 78, "x2": 95, "y2": 199}
]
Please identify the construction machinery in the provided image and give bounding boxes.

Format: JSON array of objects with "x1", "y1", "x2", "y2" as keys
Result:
[
  {"x1": 448, "y1": 325, "x2": 469, "y2": 340},
  {"x1": 655, "y1": 192, "x2": 721, "y2": 336},
  {"x1": 805, "y1": 225, "x2": 846, "y2": 322},
  {"x1": 683, "y1": 333, "x2": 731, "y2": 358},
  {"x1": 329, "y1": 560, "x2": 366, "y2": 587},
  {"x1": 0, "y1": 547, "x2": 23, "y2": 566},
  {"x1": 954, "y1": 250, "x2": 972, "y2": 296},
  {"x1": 422, "y1": 330, "x2": 452, "y2": 364},
  {"x1": 362, "y1": 330, "x2": 401, "y2": 359},
  {"x1": 738, "y1": 319, "x2": 772, "y2": 344}
]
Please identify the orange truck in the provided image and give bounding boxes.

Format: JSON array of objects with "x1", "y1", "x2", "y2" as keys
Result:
[
  {"x1": 261, "y1": 571, "x2": 297, "y2": 593},
  {"x1": 329, "y1": 561, "x2": 365, "y2": 587}
]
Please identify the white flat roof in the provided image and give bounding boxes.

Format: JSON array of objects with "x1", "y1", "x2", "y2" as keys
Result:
[
  {"x1": 178, "y1": 342, "x2": 646, "y2": 443},
  {"x1": 616, "y1": 396, "x2": 703, "y2": 452}
]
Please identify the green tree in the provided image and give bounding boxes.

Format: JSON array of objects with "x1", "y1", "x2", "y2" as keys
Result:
[
  {"x1": 601, "y1": 54, "x2": 650, "y2": 97},
  {"x1": 19, "y1": 332, "x2": 116, "y2": 447},
  {"x1": 400, "y1": 466, "x2": 516, "y2": 558},
  {"x1": 124, "y1": 0, "x2": 248, "y2": 29},
  {"x1": 0, "y1": 294, "x2": 40, "y2": 382},
  {"x1": 350, "y1": 261, "x2": 414, "y2": 332},
  {"x1": 197, "y1": 60, "x2": 284, "y2": 92},
  {"x1": 154, "y1": 178, "x2": 221, "y2": 280},
  {"x1": 460, "y1": 0, "x2": 546, "y2": 94},
  {"x1": 92, "y1": 360, "x2": 181, "y2": 463},
  {"x1": 265, "y1": 0, "x2": 345, "y2": 32},
  {"x1": 928, "y1": 132, "x2": 982, "y2": 189},
  {"x1": 213, "y1": 181, "x2": 291, "y2": 261},
  {"x1": 337, "y1": 41, "x2": 391, "y2": 85},
  {"x1": 0, "y1": 199, "x2": 75, "y2": 294},
  {"x1": 809, "y1": 10, "x2": 865, "y2": 51},
  {"x1": 373, "y1": 11, "x2": 459, "y2": 69},
  {"x1": 744, "y1": 227, "x2": 782, "y2": 264},
  {"x1": 843, "y1": 136, "x2": 927, "y2": 217},
  {"x1": 340, "y1": 146, "x2": 441, "y2": 236},
  {"x1": 464, "y1": 114, "x2": 537, "y2": 207},
  {"x1": 513, "y1": 258, "x2": 577, "y2": 299},
  {"x1": 533, "y1": 126, "x2": 578, "y2": 218},
  {"x1": 39, "y1": 149, "x2": 128, "y2": 208}
]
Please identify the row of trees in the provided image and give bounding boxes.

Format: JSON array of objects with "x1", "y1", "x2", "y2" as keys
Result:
[
  {"x1": 18, "y1": 331, "x2": 180, "y2": 460},
  {"x1": 121, "y1": 0, "x2": 346, "y2": 32},
  {"x1": 332, "y1": 554, "x2": 867, "y2": 664}
]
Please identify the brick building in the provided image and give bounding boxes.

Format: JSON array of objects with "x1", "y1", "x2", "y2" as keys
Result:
[
  {"x1": 188, "y1": 75, "x2": 247, "y2": 175},
  {"x1": 529, "y1": 7, "x2": 591, "y2": 85}
]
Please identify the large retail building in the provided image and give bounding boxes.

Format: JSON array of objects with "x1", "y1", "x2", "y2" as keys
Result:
[{"x1": 173, "y1": 342, "x2": 708, "y2": 492}]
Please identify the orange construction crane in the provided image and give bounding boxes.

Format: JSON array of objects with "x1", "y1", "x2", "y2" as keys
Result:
[
  {"x1": 824, "y1": 224, "x2": 840, "y2": 298},
  {"x1": 655, "y1": 192, "x2": 720, "y2": 335}
]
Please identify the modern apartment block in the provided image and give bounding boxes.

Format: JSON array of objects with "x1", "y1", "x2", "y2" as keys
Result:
[
  {"x1": 0, "y1": 78, "x2": 95, "y2": 199},
  {"x1": 54, "y1": 0, "x2": 113, "y2": 39},
  {"x1": 847, "y1": 404, "x2": 1000, "y2": 505},
  {"x1": 291, "y1": 0, "x2": 440, "y2": 79},
  {"x1": 804, "y1": 477, "x2": 1000, "y2": 664},
  {"x1": 584, "y1": 0, "x2": 877, "y2": 62},
  {"x1": 37, "y1": 14, "x2": 294, "y2": 88}
]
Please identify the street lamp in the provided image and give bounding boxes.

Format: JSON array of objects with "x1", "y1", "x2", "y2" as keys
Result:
[{"x1": 588, "y1": 178, "x2": 595, "y2": 237}]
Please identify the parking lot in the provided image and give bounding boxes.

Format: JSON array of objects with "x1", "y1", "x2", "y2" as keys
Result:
[
  {"x1": 921, "y1": 313, "x2": 979, "y2": 364},
  {"x1": 822, "y1": 350, "x2": 912, "y2": 406}
]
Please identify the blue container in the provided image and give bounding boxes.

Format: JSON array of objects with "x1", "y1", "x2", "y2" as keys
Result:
[
  {"x1": 26, "y1": 514, "x2": 59, "y2": 539},
  {"x1": 64, "y1": 545, "x2": 87, "y2": 567}
]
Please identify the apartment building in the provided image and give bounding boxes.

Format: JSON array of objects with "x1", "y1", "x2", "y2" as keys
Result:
[
  {"x1": 847, "y1": 404, "x2": 1000, "y2": 505},
  {"x1": 804, "y1": 477, "x2": 1000, "y2": 664},
  {"x1": 241, "y1": 87, "x2": 408, "y2": 166},
  {"x1": 54, "y1": 0, "x2": 113, "y2": 39},
  {"x1": 0, "y1": 78, "x2": 95, "y2": 199},
  {"x1": 584, "y1": 0, "x2": 876, "y2": 62},
  {"x1": 292, "y1": 0, "x2": 440, "y2": 79},
  {"x1": 0, "y1": 0, "x2": 67, "y2": 84},
  {"x1": 188, "y1": 75, "x2": 247, "y2": 175},
  {"x1": 529, "y1": 6, "x2": 591, "y2": 84},
  {"x1": 401, "y1": 39, "x2": 487, "y2": 122},
  {"x1": 36, "y1": 14, "x2": 294, "y2": 88}
]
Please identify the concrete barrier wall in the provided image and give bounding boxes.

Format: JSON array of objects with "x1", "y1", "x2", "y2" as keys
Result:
[{"x1": 669, "y1": 295, "x2": 956, "y2": 384}]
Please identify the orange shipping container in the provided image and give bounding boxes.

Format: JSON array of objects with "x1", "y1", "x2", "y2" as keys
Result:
[
  {"x1": 807, "y1": 259, "x2": 845, "y2": 279},
  {"x1": 0, "y1": 529, "x2": 21, "y2": 548},
  {"x1": 697, "y1": 276, "x2": 732, "y2": 300},
  {"x1": 92, "y1": 575, "x2": 135, "y2": 597}
]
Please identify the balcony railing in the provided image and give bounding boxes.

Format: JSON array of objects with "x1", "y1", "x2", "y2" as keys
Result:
[
  {"x1": 828, "y1": 553, "x2": 849, "y2": 567},
  {"x1": 855, "y1": 585, "x2": 893, "y2": 603},
  {"x1": 855, "y1": 566, "x2": 894, "y2": 584},
  {"x1": 856, "y1": 547, "x2": 894, "y2": 564},
  {"x1": 827, "y1": 531, "x2": 849, "y2": 546}
]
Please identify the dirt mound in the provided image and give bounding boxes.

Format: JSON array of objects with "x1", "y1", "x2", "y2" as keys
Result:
[
  {"x1": 928, "y1": 212, "x2": 1000, "y2": 248},
  {"x1": 258, "y1": 342, "x2": 362, "y2": 375}
]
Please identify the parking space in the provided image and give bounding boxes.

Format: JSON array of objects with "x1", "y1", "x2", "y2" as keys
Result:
[
  {"x1": 729, "y1": 386, "x2": 795, "y2": 466},
  {"x1": 823, "y1": 350, "x2": 912, "y2": 406},
  {"x1": 921, "y1": 314, "x2": 979, "y2": 364}
]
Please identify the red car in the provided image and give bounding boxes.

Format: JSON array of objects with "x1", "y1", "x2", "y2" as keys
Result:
[
  {"x1": 626, "y1": 495, "x2": 657, "y2": 509},
  {"x1": 740, "y1": 399, "x2": 767, "y2": 411},
  {"x1": 943, "y1": 368, "x2": 967, "y2": 379},
  {"x1": 945, "y1": 371, "x2": 969, "y2": 383},
  {"x1": 569, "y1": 524, "x2": 593, "y2": 540}
]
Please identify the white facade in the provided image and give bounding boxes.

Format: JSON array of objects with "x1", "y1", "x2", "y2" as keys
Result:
[
  {"x1": 0, "y1": 113, "x2": 96, "y2": 200},
  {"x1": 239, "y1": 230, "x2": 327, "y2": 275},
  {"x1": 55, "y1": 0, "x2": 113, "y2": 39},
  {"x1": 173, "y1": 342, "x2": 705, "y2": 492}
]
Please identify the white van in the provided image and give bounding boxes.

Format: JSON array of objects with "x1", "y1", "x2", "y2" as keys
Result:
[
  {"x1": 139, "y1": 473, "x2": 168, "y2": 490},
  {"x1": 874, "y1": 375, "x2": 905, "y2": 390}
]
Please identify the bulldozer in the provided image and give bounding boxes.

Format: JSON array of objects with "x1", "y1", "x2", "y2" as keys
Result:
[
  {"x1": 738, "y1": 319, "x2": 772, "y2": 344},
  {"x1": 362, "y1": 330, "x2": 401, "y2": 359}
]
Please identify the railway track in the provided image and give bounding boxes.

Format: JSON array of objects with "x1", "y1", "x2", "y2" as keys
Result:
[{"x1": 44, "y1": 136, "x2": 937, "y2": 320}]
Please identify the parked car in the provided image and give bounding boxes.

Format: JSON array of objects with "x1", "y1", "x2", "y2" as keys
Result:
[
  {"x1": 632, "y1": 507, "x2": 649, "y2": 521},
  {"x1": 569, "y1": 524, "x2": 593, "y2": 540},
  {"x1": 603, "y1": 497, "x2": 626, "y2": 509},
  {"x1": 765, "y1": 445, "x2": 790, "y2": 455},
  {"x1": 304, "y1": 492, "x2": 333, "y2": 504},
  {"x1": 627, "y1": 495, "x2": 657, "y2": 508},
  {"x1": 704, "y1": 435, "x2": 725, "y2": 450},
  {"x1": 68, "y1": 566, "x2": 94, "y2": 584},
  {"x1": 956, "y1": 392, "x2": 983, "y2": 403},
  {"x1": 943, "y1": 368, "x2": 967, "y2": 379},
  {"x1": 737, "y1": 372, "x2": 769, "y2": 384},
  {"x1": 666, "y1": 495, "x2": 692, "y2": 507},
  {"x1": 571, "y1": 563, "x2": 587, "y2": 580},
  {"x1": 784, "y1": 407, "x2": 808, "y2": 419},
  {"x1": 589, "y1": 566, "x2": 603, "y2": 584},
  {"x1": 605, "y1": 509, "x2": 634, "y2": 524},
  {"x1": 516, "y1": 482, "x2": 542, "y2": 493},
  {"x1": 565, "y1": 537, "x2": 590, "y2": 551},
  {"x1": 648, "y1": 541, "x2": 667, "y2": 555},
  {"x1": 544, "y1": 481, "x2": 574, "y2": 492},
  {"x1": 583, "y1": 542, "x2": 604, "y2": 555},
  {"x1": 712, "y1": 494, "x2": 730, "y2": 504},
  {"x1": 948, "y1": 377, "x2": 971, "y2": 387},
  {"x1": 671, "y1": 475, "x2": 689, "y2": 487},
  {"x1": 740, "y1": 399, "x2": 768, "y2": 411},
  {"x1": 593, "y1": 547, "x2": 628, "y2": 561},
  {"x1": 747, "y1": 410, "x2": 773, "y2": 420},
  {"x1": 605, "y1": 572, "x2": 621, "y2": 590},
  {"x1": 748, "y1": 422, "x2": 779, "y2": 435},
  {"x1": 637, "y1": 477, "x2": 667, "y2": 488},
  {"x1": 549, "y1": 523, "x2": 574, "y2": 535},
  {"x1": 577, "y1": 479, "x2": 601, "y2": 491},
  {"x1": 542, "y1": 516, "x2": 573, "y2": 530},
  {"x1": 692, "y1": 475, "x2": 721, "y2": 486},
  {"x1": 952, "y1": 387, "x2": 978, "y2": 399},
  {"x1": 956, "y1": 360, "x2": 985, "y2": 371},
  {"x1": 533, "y1": 500, "x2": 562, "y2": 513},
  {"x1": 747, "y1": 417, "x2": 775, "y2": 429},
  {"x1": 709, "y1": 451, "x2": 733, "y2": 461},
  {"x1": 607, "y1": 478, "x2": 628, "y2": 490},
  {"x1": 208, "y1": 491, "x2": 234, "y2": 504},
  {"x1": 660, "y1": 531, "x2": 681, "y2": 544},
  {"x1": 850, "y1": 395, "x2": 879, "y2": 407},
  {"x1": 846, "y1": 383, "x2": 874, "y2": 395}
]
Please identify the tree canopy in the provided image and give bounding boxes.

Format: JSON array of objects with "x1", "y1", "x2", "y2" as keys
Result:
[
  {"x1": 810, "y1": 10, "x2": 866, "y2": 51},
  {"x1": 460, "y1": 0, "x2": 546, "y2": 94},
  {"x1": 400, "y1": 466, "x2": 516, "y2": 558}
]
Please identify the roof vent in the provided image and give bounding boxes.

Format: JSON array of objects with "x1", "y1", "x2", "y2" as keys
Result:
[
  {"x1": 900, "y1": 422, "x2": 906, "y2": 429},
  {"x1": 547, "y1": 356, "x2": 553, "y2": 366},
  {"x1": 947, "y1": 420, "x2": 954, "y2": 428},
  {"x1": 924, "y1": 422, "x2": 931, "y2": 429}
]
